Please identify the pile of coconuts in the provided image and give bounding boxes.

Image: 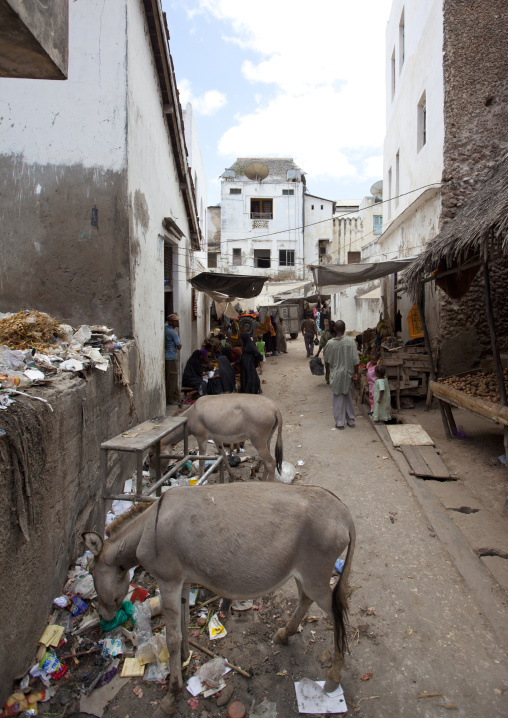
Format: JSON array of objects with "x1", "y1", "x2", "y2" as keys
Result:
[{"x1": 440, "y1": 368, "x2": 508, "y2": 404}]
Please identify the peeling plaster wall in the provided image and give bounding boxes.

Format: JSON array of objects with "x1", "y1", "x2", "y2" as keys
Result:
[
  {"x1": 0, "y1": 0, "x2": 130, "y2": 332},
  {"x1": 126, "y1": 0, "x2": 203, "y2": 392},
  {"x1": 438, "y1": 0, "x2": 508, "y2": 370},
  {"x1": 0, "y1": 346, "x2": 139, "y2": 704}
]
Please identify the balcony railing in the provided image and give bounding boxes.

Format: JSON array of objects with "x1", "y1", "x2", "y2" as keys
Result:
[{"x1": 250, "y1": 212, "x2": 273, "y2": 220}]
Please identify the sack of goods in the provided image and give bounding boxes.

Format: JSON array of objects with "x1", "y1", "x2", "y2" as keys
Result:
[{"x1": 309, "y1": 357, "x2": 324, "y2": 375}]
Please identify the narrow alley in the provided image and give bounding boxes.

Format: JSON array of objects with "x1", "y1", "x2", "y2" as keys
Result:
[{"x1": 99, "y1": 336, "x2": 508, "y2": 717}]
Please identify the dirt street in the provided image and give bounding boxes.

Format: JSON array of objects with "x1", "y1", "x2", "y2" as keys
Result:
[{"x1": 98, "y1": 335, "x2": 508, "y2": 718}]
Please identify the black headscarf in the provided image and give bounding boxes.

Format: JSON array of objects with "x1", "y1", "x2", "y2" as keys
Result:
[
  {"x1": 182, "y1": 350, "x2": 204, "y2": 391},
  {"x1": 217, "y1": 355, "x2": 236, "y2": 393}
]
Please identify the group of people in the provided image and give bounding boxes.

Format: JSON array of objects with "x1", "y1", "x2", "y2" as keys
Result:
[
  {"x1": 164, "y1": 313, "x2": 277, "y2": 406},
  {"x1": 309, "y1": 317, "x2": 392, "y2": 428}
]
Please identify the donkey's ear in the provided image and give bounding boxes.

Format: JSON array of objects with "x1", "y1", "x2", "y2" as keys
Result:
[{"x1": 82, "y1": 531, "x2": 103, "y2": 556}]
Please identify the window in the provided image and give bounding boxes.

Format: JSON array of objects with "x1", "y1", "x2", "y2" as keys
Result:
[
  {"x1": 391, "y1": 48, "x2": 396, "y2": 100},
  {"x1": 417, "y1": 91, "x2": 427, "y2": 151},
  {"x1": 321, "y1": 205, "x2": 324, "y2": 210},
  {"x1": 208, "y1": 252, "x2": 217, "y2": 268},
  {"x1": 250, "y1": 198, "x2": 273, "y2": 219},
  {"x1": 230, "y1": 188, "x2": 241, "y2": 194},
  {"x1": 373, "y1": 215, "x2": 383, "y2": 235},
  {"x1": 254, "y1": 249, "x2": 271, "y2": 268},
  {"x1": 395, "y1": 151, "x2": 400, "y2": 207},
  {"x1": 282, "y1": 189, "x2": 294, "y2": 196},
  {"x1": 279, "y1": 249, "x2": 295, "y2": 266},
  {"x1": 399, "y1": 8, "x2": 405, "y2": 72},
  {"x1": 348, "y1": 251, "x2": 361, "y2": 264},
  {"x1": 319, "y1": 239, "x2": 329, "y2": 257},
  {"x1": 311, "y1": 204, "x2": 314, "y2": 210},
  {"x1": 232, "y1": 248, "x2": 242, "y2": 266}
]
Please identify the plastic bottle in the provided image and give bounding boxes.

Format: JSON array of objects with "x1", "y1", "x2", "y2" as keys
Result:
[{"x1": 0, "y1": 374, "x2": 31, "y2": 389}]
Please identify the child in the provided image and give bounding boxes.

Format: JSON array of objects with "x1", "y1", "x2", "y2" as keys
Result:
[
  {"x1": 366, "y1": 351, "x2": 380, "y2": 415},
  {"x1": 255, "y1": 337, "x2": 266, "y2": 374},
  {"x1": 373, "y1": 364, "x2": 392, "y2": 423}
]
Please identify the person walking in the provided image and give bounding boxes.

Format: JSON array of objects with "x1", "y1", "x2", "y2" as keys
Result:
[
  {"x1": 323, "y1": 320, "x2": 359, "y2": 429},
  {"x1": 315, "y1": 319, "x2": 336, "y2": 384},
  {"x1": 300, "y1": 316, "x2": 318, "y2": 358},
  {"x1": 164, "y1": 313, "x2": 182, "y2": 405},
  {"x1": 275, "y1": 316, "x2": 288, "y2": 354},
  {"x1": 237, "y1": 332, "x2": 263, "y2": 394}
]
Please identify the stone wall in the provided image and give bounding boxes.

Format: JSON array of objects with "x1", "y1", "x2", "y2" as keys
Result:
[
  {"x1": 0, "y1": 344, "x2": 149, "y2": 702},
  {"x1": 438, "y1": 0, "x2": 508, "y2": 371}
]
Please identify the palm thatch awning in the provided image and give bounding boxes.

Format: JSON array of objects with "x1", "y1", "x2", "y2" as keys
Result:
[{"x1": 403, "y1": 155, "x2": 508, "y2": 299}]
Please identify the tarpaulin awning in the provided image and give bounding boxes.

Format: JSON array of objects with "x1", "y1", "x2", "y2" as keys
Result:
[
  {"x1": 189, "y1": 272, "x2": 268, "y2": 299},
  {"x1": 311, "y1": 259, "x2": 415, "y2": 290}
]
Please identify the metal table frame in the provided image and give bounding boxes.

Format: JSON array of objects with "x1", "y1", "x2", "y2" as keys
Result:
[{"x1": 101, "y1": 415, "x2": 224, "y2": 503}]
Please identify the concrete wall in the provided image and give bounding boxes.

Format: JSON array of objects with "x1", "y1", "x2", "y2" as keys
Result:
[
  {"x1": 437, "y1": 0, "x2": 508, "y2": 369},
  {"x1": 183, "y1": 103, "x2": 207, "y2": 248},
  {"x1": 303, "y1": 195, "x2": 334, "y2": 274},
  {"x1": 0, "y1": 0, "x2": 68, "y2": 79},
  {"x1": 0, "y1": 346, "x2": 139, "y2": 704},
  {"x1": 0, "y1": 0, "x2": 131, "y2": 333}
]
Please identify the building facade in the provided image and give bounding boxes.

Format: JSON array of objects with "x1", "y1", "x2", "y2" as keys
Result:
[{"x1": 0, "y1": 0, "x2": 209, "y2": 417}]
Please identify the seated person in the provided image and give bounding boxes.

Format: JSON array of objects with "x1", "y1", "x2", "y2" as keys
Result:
[{"x1": 182, "y1": 350, "x2": 205, "y2": 402}]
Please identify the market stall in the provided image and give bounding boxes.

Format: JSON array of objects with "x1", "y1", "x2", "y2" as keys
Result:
[{"x1": 403, "y1": 156, "x2": 508, "y2": 493}]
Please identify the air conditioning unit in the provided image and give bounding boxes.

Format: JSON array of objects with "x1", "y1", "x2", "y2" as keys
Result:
[{"x1": 223, "y1": 169, "x2": 235, "y2": 179}]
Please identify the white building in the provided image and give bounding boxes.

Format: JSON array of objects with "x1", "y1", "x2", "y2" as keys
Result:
[
  {"x1": 303, "y1": 194, "x2": 336, "y2": 270},
  {"x1": 0, "y1": 0, "x2": 209, "y2": 417},
  {"x1": 219, "y1": 158, "x2": 306, "y2": 279},
  {"x1": 377, "y1": 0, "x2": 444, "y2": 338}
]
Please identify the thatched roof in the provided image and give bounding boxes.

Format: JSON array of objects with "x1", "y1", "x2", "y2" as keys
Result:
[{"x1": 403, "y1": 155, "x2": 508, "y2": 298}]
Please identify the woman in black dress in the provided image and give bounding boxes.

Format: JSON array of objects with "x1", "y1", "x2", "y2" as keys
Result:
[
  {"x1": 238, "y1": 332, "x2": 262, "y2": 394},
  {"x1": 182, "y1": 349, "x2": 205, "y2": 401}
]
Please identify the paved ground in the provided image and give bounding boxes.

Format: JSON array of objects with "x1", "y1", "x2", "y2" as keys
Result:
[{"x1": 98, "y1": 335, "x2": 508, "y2": 718}]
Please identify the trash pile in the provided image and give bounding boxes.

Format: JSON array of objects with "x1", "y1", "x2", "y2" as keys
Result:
[
  {"x1": 0, "y1": 309, "x2": 127, "y2": 409},
  {"x1": 0, "y1": 476, "x2": 238, "y2": 717}
]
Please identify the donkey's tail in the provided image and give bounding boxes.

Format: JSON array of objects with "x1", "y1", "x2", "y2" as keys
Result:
[
  {"x1": 274, "y1": 407, "x2": 283, "y2": 475},
  {"x1": 331, "y1": 522, "x2": 356, "y2": 656}
]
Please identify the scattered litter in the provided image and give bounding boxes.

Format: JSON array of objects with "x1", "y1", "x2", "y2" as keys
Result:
[
  {"x1": 208, "y1": 613, "x2": 227, "y2": 640},
  {"x1": 360, "y1": 672, "x2": 373, "y2": 681},
  {"x1": 121, "y1": 657, "x2": 145, "y2": 677},
  {"x1": 231, "y1": 600, "x2": 253, "y2": 611},
  {"x1": 498, "y1": 454, "x2": 507, "y2": 466},
  {"x1": 275, "y1": 461, "x2": 296, "y2": 484},
  {"x1": 294, "y1": 678, "x2": 347, "y2": 714},
  {"x1": 334, "y1": 558, "x2": 345, "y2": 573}
]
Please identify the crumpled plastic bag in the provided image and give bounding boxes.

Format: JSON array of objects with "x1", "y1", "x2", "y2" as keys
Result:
[
  {"x1": 309, "y1": 356, "x2": 325, "y2": 375},
  {"x1": 64, "y1": 569, "x2": 96, "y2": 599},
  {"x1": 100, "y1": 601, "x2": 135, "y2": 631},
  {"x1": 250, "y1": 701, "x2": 277, "y2": 718},
  {"x1": 197, "y1": 658, "x2": 227, "y2": 689},
  {"x1": 275, "y1": 461, "x2": 296, "y2": 484},
  {"x1": 0, "y1": 345, "x2": 25, "y2": 370},
  {"x1": 70, "y1": 325, "x2": 91, "y2": 350}
]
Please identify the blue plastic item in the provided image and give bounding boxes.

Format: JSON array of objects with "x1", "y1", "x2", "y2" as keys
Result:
[{"x1": 334, "y1": 558, "x2": 345, "y2": 573}]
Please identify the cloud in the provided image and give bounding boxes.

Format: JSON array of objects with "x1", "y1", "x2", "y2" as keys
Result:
[
  {"x1": 178, "y1": 78, "x2": 227, "y2": 116},
  {"x1": 197, "y1": 0, "x2": 390, "y2": 186}
]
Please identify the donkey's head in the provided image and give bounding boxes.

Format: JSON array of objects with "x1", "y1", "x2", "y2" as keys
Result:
[{"x1": 82, "y1": 532, "x2": 131, "y2": 621}]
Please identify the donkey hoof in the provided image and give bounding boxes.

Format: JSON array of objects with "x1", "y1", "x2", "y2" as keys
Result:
[
  {"x1": 273, "y1": 628, "x2": 289, "y2": 645},
  {"x1": 153, "y1": 694, "x2": 176, "y2": 716},
  {"x1": 323, "y1": 676, "x2": 340, "y2": 694}
]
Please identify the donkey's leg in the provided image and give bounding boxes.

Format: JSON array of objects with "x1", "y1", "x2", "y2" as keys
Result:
[
  {"x1": 218, "y1": 441, "x2": 236, "y2": 481},
  {"x1": 298, "y1": 578, "x2": 346, "y2": 691},
  {"x1": 154, "y1": 581, "x2": 184, "y2": 716},
  {"x1": 273, "y1": 578, "x2": 313, "y2": 644},
  {"x1": 181, "y1": 583, "x2": 191, "y2": 662},
  {"x1": 252, "y1": 438, "x2": 276, "y2": 481}
]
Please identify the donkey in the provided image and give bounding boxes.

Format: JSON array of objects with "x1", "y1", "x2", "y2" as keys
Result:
[
  {"x1": 149, "y1": 394, "x2": 283, "y2": 482},
  {"x1": 83, "y1": 482, "x2": 355, "y2": 717}
]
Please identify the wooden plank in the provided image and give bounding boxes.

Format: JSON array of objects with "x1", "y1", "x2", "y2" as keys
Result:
[
  {"x1": 401, "y1": 445, "x2": 432, "y2": 476},
  {"x1": 101, "y1": 416, "x2": 187, "y2": 452},
  {"x1": 386, "y1": 424, "x2": 434, "y2": 446},
  {"x1": 417, "y1": 445, "x2": 451, "y2": 479},
  {"x1": 430, "y1": 380, "x2": 508, "y2": 427}
]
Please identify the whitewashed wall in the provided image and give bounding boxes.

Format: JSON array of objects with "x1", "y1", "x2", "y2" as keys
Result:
[
  {"x1": 220, "y1": 179, "x2": 305, "y2": 278},
  {"x1": 0, "y1": 0, "x2": 127, "y2": 172},
  {"x1": 303, "y1": 195, "x2": 334, "y2": 274},
  {"x1": 127, "y1": 0, "x2": 201, "y2": 402}
]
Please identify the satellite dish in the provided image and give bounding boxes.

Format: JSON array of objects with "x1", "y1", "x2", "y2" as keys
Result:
[
  {"x1": 370, "y1": 180, "x2": 383, "y2": 198},
  {"x1": 244, "y1": 162, "x2": 269, "y2": 181}
]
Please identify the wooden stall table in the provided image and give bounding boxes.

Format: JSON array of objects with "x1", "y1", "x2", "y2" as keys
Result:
[{"x1": 101, "y1": 414, "x2": 224, "y2": 504}]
